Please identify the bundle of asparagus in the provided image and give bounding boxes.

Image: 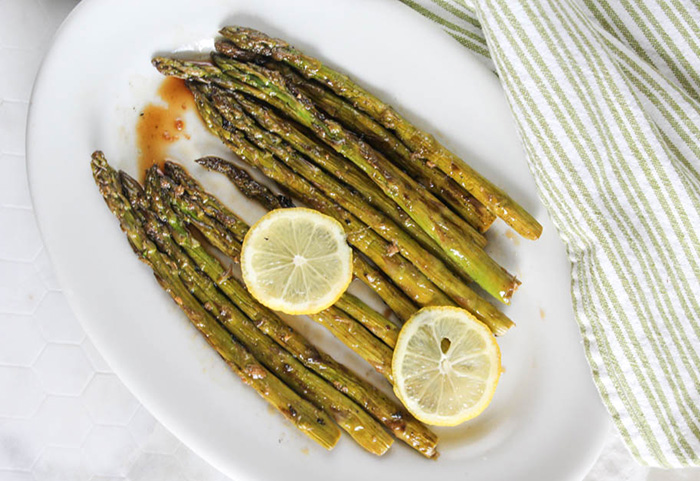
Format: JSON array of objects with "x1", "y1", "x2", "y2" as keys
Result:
[
  {"x1": 217, "y1": 27, "x2": 542, "y2": 240},
  {"x1": 91, "y1": 151, "x2": 438, "y2": 457},
  {"x1": 152, "y1": 28, "x2": 542, "y2": 306},
  {"x1": 151, "y1": 27, "x2": 541, "y2": 339},
  {"x1": 90, "y1": 26, "x2": 542, "y2": 459}
]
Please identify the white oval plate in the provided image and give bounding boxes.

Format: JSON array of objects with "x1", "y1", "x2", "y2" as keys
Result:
[{"x1": 27, "y1": 0, "x2": 609, "y2": 480}]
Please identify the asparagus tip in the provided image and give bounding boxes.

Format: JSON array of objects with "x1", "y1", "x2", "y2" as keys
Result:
[
  {"x1": 91, "y1": 150, "x2": 107, "y2": 168},
  {"x1": 151, "y1": 56, "x2": 168, "y2": 70},
  {"x1": 195, "y1": 155, "x2": 227, "y2": 172},
  {"x1": 151, "y1": 56, "x2": 186, "y2": 79}
]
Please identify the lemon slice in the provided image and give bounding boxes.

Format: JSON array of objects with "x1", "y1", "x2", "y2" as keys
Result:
[
  {"x1": 241, "y1": 208, "x2": 353, "y2": 315},
  {"x1": 392, "y1": 306, "x2": 501, "y2": 426}
]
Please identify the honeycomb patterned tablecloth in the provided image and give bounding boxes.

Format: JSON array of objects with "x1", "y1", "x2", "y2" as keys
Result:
[{"x1": 1, "y1": 1, "x2": 697, "y2": 480}]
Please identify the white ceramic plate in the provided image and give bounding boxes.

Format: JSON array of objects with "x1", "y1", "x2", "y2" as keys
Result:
[{"x1": 27, "y1": 0, "x2": 609, "y2": 479}]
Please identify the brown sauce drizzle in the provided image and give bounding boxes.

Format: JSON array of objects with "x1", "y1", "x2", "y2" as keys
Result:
[{"x1": 136, "y1": 77, "x2": 195, "y2": 179}]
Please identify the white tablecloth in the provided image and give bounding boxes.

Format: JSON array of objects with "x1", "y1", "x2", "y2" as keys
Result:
[{"x1": 1, "y1": 1, "x2": 697, "y2": 479}]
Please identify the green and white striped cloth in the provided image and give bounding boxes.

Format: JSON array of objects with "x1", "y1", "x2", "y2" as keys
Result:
[{"x1": 399, "y1": 0, "x2": 700, "y2": 468}]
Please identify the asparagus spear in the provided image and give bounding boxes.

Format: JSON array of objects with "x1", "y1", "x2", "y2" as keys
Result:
[
  {"x1": 334, "y1": 294, "x2": 399, "y2": 348},
  {"x1": 216, "y1": 39, "x2": 494, "y2": 234},
  {"x1": 90, "y1": 151, "x2": 340, "y2": 450},
  {"x1": 120, "y1": 172, "x2": 437, "y2": 458},
  {"x1": 164, "y1": 160, "x2": 417, "y2": 322},
  {"x1": 138, "y1": 168, "x2": 394, "y2": 455},
  {"x1": 157, "y1": 175, "x2": 396, "y2": 378},
  {"x1": 179, "y1": 79, "x2": 454, "y2": 308},
  {"x1": 300, "y1": 306, "x2": 394, "y2": 381},
  {"x1": 165, "y1": 193, "x2": 241, "y2": 260},
  {"x1": 191, "y1": 160, "x2": 292, "y2": 211},
  {"x1": 219, "y1": 26, "x2": 543, "y2": 240},
  {"x1": 351, "y1": 255, "x2": 416, "y2": 322},
  {"x1": 207, "y1": 88, "x2": 513, "y2": 334}
]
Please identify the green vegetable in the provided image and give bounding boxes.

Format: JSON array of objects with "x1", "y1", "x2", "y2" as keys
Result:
[
  {"x1": 351, "y1": 256, "x2": 416, "y2": 322},
  {"x1": 214, "y1": 39, "x2": 494, "y2": 235},
  {"x1": 219, "y1": 26, "x2": 542, "y2": 240},
  {"x1": 90, "y1": 151, "x2": 340, "y2": 450},
  {"x1": 136, "y1": 169, "x2": 438, "y2": 456},
  {"x1": 151, "y1": 56, "x2": 519, "y2": 303},
  {"x1": 140, "y1": 167, "x2": 394, "y2": 455},
  {"x1": 334, "y1": 293, "x2": 400, "y2": 348}
]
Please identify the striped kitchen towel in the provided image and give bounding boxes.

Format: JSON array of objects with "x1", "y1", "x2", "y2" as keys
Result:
[{"x1": 399, "y1": 0, "x2": 700, "y2": 468}]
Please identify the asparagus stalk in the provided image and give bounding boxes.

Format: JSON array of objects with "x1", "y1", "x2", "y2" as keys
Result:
[
  {"x1": 219, "y1": 26, "x2": 542, "y2": 240},
  {"x1": 334, "y1": 294, "x2": 399, "y2": 348},
  {"x1": 207, "y1": 88, "x2": 513, "y2": 334},
  {"x1": 301, "y1": 306, "x2": 394, "y2": 381},
  {"x1": 179, "y1": 79, "x2": 455, "y2": 308},
  {"x1": 90, "y1": 151, "x2": 340, "y2": 450},
  {"x1": 121, "y1": 172, "x2": 437, "y2": 458},
  {"x1": 216, "y1": 39, "x2": 494, "y2": 234},
  {"x1": 164, "y1": 160, "x2": 260, "y2": 240},
  {"x1": 164, "y1": 160, "x2": 417, "y2": 322},
  {"x1": 351, "y1": 256, "x2": 416, "y2": 322},
  {"x1": 138, "y1": 168, "x2": 394, "y2": 455},
  {"x1": 166, "y1": 194, "x2": 241, "y2": 260},
  {"x1": 193, "y1": 161, "x2": 292, "y2": 211}
]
